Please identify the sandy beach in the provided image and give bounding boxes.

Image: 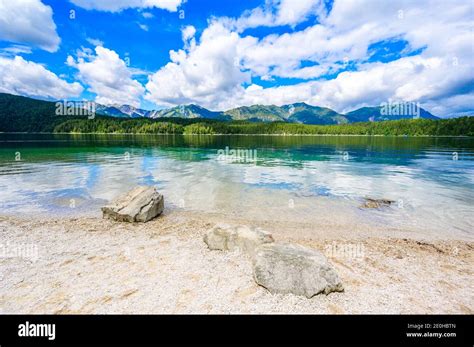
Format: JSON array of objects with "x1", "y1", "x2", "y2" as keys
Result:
[{"x1": 0, "y1": 208, "x2": 472, "y2": 314}]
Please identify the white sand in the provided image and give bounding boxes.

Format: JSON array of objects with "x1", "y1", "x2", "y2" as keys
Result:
[{"x1": 0, "y1": 210, "x2": 472, "y2": 314}]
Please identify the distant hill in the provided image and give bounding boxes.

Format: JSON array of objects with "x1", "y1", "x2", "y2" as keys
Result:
[
  {"x1": 148, "y1": 104, "x2": 230, "y2": 120},
  {"x1": 0, "y1": 92, "x2": 442, "y2": 133},
  {"x1": 346, "y1": 105, "x2": 439, "y2": 122},
  {"x1": 95, "y1": 104, "x2": 150, "y2": 118},
  {"x1": 223, "y1": 104, "x2": 284, "y2": 122},
  {"x1": 223, "y1": 103, "x2": 349, "y2": 124},
  {"x1": 0, "y1": 93, "x2": 62, "y2": 132},
  {"x1": 112, "y1": 102, "x2": 439, "y2": 125},
  {"x1": 282, "y1": 103, "x2": 349, "y2": 125},
  {"x1": 1, "y1": 93, "x2": 471, "y2": 136}
]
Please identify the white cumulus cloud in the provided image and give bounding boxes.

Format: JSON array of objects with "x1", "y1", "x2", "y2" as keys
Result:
[
  {"x1": 228, "y1": 0, "x2": 324, "y2": 31},
  {"x1": 69, "y1": 0, "x2": 184, "y2": 12},
  {"x1": 145, "y1": 22, "x2": 252, "y2": 109},
  {"x1": 0, "y1": 0, "x2": 60, "y2": 52},
  {"x1": 0, "y1": 56, "x2": 83, "y2": 99},
  {"x1": 67, "y1": 46, "x2": 145, "y2": 107}
]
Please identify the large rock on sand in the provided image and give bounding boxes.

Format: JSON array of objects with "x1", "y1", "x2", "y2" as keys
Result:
[
  {"x1": 204, "y1": 224, "x2": 274, "y2": 257},
  {"x1": 253, "y1": 243, "x2": 343, "y2": 298},
  {"x1": 101, "y1": 186, "x2": 164, "y2": 222}
]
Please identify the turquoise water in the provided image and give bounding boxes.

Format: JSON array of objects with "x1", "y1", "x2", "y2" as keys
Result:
[{"x1": 0, "y1": 133, "x2": 473, "y2": 236}]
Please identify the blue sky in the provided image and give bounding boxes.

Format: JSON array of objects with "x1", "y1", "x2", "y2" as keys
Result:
[{"x1": 0, "y1": 0, "x2": 472, "y2": 117}]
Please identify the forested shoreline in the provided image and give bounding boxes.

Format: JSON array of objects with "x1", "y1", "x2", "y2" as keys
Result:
[{"x1": 51, "y1": 116, "x2": 474, "y2": 136}]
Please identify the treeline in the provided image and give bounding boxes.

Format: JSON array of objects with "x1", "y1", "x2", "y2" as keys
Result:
[
  {"x1": 53, "y1": 116, "x2": 474, "y2": 136},
  {"x1": 1, "y1": 93, "x2": 472, "y2": 136},
  {"x1": 1, "y1": 93, "x2": 473, "y2": 136}
]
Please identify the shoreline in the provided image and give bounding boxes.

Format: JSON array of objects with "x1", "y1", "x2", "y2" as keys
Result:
[
  {"x1": 1, "y1": 210, "x2": 472, "y2": 314},
  {"x1": 1, "y1": 131, "x2": 472, "y2": 138}
]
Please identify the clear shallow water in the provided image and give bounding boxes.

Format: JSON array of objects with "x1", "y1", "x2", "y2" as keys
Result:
[{"x1": 0, "y1": 133, "x2": 473, "y2": 237}]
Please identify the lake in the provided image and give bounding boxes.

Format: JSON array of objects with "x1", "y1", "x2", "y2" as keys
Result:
[{"x1": 0, "y1": 133, "x2": 473, "y2": 238}]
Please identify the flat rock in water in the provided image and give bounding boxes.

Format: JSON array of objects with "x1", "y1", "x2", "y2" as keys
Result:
[
  {"x1": 361, "y1": 197, "x2": 395, "y2": 209},
  {"x1": 253, "y1": 243, "x2": 343, "y2": 298},
  {"x1": 101, "y1": 186, "x2": 164, "y2": 223},
  {"x1": 204, "y1": 224, "x2": 274, "y2": 257}
]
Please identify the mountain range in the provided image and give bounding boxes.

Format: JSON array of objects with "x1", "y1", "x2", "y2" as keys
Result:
[
  {"x1": 0, "y1": 93, "x2": 438, "y2": 129},
  {"x1": 92, "y1": 100, "x2": 439, "y2": 124}
]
